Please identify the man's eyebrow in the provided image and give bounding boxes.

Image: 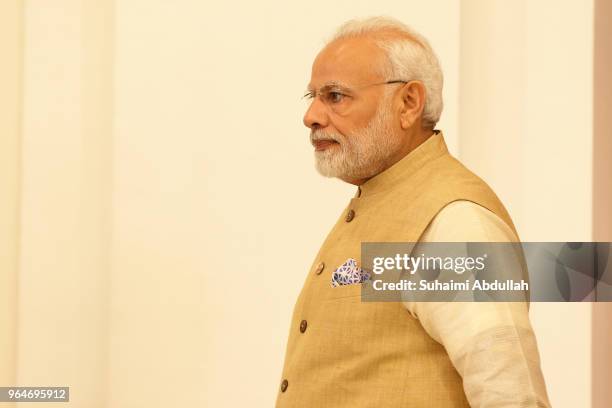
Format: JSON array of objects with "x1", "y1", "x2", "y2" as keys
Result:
[{"x1": 306, "y1": 80, "x2": 351, "y2": 91}]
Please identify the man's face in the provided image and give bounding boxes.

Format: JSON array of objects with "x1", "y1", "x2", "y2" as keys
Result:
[{"x1": 304, "y1": 36, "x2": 403, "y2": 182}]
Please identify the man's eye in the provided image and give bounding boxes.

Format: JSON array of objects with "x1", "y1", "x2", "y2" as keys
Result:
[{"x1": 326, "y1": 92, "x2": 345, "y2": 104}]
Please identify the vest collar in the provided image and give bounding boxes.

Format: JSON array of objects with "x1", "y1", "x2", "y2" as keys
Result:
[{"x1": 356, "y1": 130, "x2": 449, "y2": 198}]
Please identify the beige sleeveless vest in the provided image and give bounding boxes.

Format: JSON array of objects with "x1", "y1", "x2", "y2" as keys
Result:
[{"x1": 276, "y1": 132, "x2": 519, "y2": 407}]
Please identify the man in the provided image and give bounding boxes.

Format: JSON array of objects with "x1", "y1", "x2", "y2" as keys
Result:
[{"x1": 276, "y1": 16, "x2": 551, "y2": 407}]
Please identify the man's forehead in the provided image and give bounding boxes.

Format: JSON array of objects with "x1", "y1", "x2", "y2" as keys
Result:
[{"x1": 308, "y1": 36, "x2": 385, "y2": 89}]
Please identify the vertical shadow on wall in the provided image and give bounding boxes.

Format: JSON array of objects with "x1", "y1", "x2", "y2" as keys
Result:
[{"x1": 593, "y1": 0, "x2": 612, "y2": 406}]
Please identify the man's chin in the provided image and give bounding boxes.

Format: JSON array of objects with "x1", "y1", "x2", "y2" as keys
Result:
[
  {"x1": 314, "y1": 160, "x2": 364, "y2": 180},
  {"x1": 314, "y1": 157, "x2": 344, "y2": 178},
  {"x1": 314, "y1": 155, "x2": 384, "y2": 181},
  {"x1": 314, "y1": 163, "x2": 339, "y2": 178}
]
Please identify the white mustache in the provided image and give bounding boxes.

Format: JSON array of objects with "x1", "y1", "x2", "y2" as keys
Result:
[{"x1": 310, "y1": 131, "x2": 342, "y2": 144}]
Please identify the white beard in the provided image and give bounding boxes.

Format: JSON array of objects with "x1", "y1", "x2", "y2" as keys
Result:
[{"x1": 310, "y1": 98, "x2": 402, "y2": 180}]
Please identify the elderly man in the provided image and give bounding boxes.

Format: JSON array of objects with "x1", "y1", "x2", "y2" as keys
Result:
[{"x1": 276, "y1": 17, "x2": 550, "y2": 407}]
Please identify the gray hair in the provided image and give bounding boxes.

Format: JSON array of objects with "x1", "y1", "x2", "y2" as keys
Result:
[{"x1": 329, "y1": 16, "x2": 444, "y2": 128}]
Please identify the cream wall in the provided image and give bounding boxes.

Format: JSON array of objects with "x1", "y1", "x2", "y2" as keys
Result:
[
  {"x1": 110, "y1": 2, "x2": 459, "y2": 407},
  {"x1": 0, "y1": 2, "x2": 22, "y2": 403},
  {"x1": 17, "y1": 1, "x2": 113, "y2": 407},
  {"x1": 4, "y1": 1, "x2": 609, "y2": 407}
]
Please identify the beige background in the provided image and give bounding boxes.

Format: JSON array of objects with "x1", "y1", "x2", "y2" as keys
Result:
[{"x1": 1, "y1": 0, "x2": 610, "y2": 407}]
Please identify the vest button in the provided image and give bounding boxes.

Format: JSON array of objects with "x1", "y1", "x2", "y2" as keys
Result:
[
  {"x1": 345, "y1": 209, "x2": 355, "y2": 222},
  {"x1": 280, "y1": 379, "x2": 288, "y2": 392},
  {"x1": 299, "y1": 319, "x2": 308, "y2": 333},
  {"x1": 315, "y1": 262, "x2": 325, "y2": 275}
]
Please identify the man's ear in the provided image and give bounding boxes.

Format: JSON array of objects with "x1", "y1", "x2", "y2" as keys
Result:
[{"x1": 399, "y1": 81, "x2": 426, "y2": 130}]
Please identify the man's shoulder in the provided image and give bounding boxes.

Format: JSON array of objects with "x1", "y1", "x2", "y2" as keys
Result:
[{"x1": 421, "y1": 200, "x2": 518, "y2": 243}]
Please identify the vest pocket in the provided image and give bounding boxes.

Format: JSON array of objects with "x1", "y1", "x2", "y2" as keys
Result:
[{"x1": 325, "y1": 282, "x2": 363, "y2": 299}]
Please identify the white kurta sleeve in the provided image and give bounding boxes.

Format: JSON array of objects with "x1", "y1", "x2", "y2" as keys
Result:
[{"x1": 403, "y1": 200, "x2": 551, "y2": 408}]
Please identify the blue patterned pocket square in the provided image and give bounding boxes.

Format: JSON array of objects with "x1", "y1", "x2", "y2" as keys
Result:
[{"x1": 331, "y1": 258, "x2": 372, "y2": 288}]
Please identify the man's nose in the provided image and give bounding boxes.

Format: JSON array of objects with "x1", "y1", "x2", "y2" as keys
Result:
[{"x1": 303, "y1": 97, "x2": 329, "y2": 130}]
